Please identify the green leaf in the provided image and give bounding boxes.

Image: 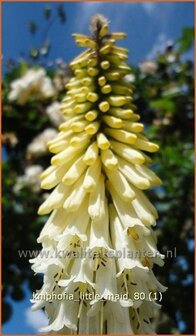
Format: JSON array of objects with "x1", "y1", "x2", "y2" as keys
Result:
[
  {"x1": 150, "y1": 98, "x2": 175, "y2": 113},
  {"x1": 178, "y1": 27, "x2": 194, "y2": 53}
]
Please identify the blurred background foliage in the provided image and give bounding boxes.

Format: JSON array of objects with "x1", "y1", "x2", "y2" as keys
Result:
[{"x1": 2, "y1": 5, "x2": 194, "y2": 334}]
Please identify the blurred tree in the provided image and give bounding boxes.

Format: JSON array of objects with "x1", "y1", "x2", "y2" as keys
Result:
[
  {"x1": 132, "y1": 27, "x2": 194, "y2": 334},
  {"x1": 2, "y1": 12, "x2": 194, "y2": 334}
]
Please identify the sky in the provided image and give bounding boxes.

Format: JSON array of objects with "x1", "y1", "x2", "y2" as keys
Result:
[
  {"x1": 2, "y1": 1, "x2": 194, "y2": 73},
  {"x1": 2, "y1": 1, "x2": 194, "y2": 334},
  {"x1": 2, "y1": 282, "x2": 48, "y2": 334}
]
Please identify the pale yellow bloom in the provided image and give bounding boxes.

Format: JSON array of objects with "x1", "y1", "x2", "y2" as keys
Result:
[{"x1": 31, "y1": 14, "x2": 166, "y2": 334}]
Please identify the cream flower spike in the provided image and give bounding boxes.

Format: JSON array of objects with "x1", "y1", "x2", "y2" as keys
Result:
[{"x1": 30, "y1": 14, "x2": 167, "y2": 334}]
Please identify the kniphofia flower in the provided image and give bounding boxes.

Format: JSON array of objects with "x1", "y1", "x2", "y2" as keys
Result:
[{"x1": 31, "y1": 15, "x2": 167, "y2": 334}]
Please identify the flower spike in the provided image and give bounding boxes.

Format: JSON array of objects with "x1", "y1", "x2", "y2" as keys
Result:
[{"x1": 31, "y1": 14, "x2": 167, "y2": 334}]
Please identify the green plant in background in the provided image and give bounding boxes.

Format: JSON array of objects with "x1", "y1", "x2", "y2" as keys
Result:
[
  {"x1": 2, "y1": 5, "x2": 194, "y2": 334},
  {"x1": 133, "y1": 27, "x2": 194, "y2": 334}
]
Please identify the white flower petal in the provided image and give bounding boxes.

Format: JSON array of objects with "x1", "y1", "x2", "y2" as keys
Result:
[
  {"x1": 105, "y1": 167, "x2": 135, "y2": 201},
  {"x1": 58, "y1": 196, "x2": 90, "y2": 243},
  {"x1": 51, "y1": 145, "x2": 86, "y2": 167},
  {"x1": 118, "y1": 156, "x2": 151, "y2": 189},
  {"x1": 89, "y1": 199, "x2": 112, "y2": 250},
  {"x1": 38, "y1": 208, "x2": 68, "y2": 243},
  {"x1": 83, "y1": 157, "x2": 101, "y2": 191},
  {"x1": 105, "y1": 302, "x2": 134, "y2": 334},
  {"x1": 135, "y1": 163, "x2": 162, "y2": 187},
  {"x1": 63, "y1": 174, "x2": 87, "y2": 211},
  {"x1": 88, "y1": 173, "x2": 106, "y2": 220},
  {"x1": 107, "y1": 181, "x2": 143, "y2": 227},
  {"x1": 41, "y1": 158, "x2": 75, "y2": 190},
  {"x1": 111, "y1": 140, "x2": 146, "y2": 164},
  {"x1": 94, "y1": 257, "x2": 118, "y2": 300},
  {"x1": 132, "y1": 196, "x2": 156, "y2": 226},
  {"x1": 63, "y1": 155, "x2": 87, "y2": 185},
  {"x1": 38, "y1": 182, "x2": 72, "y2": 215}
]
